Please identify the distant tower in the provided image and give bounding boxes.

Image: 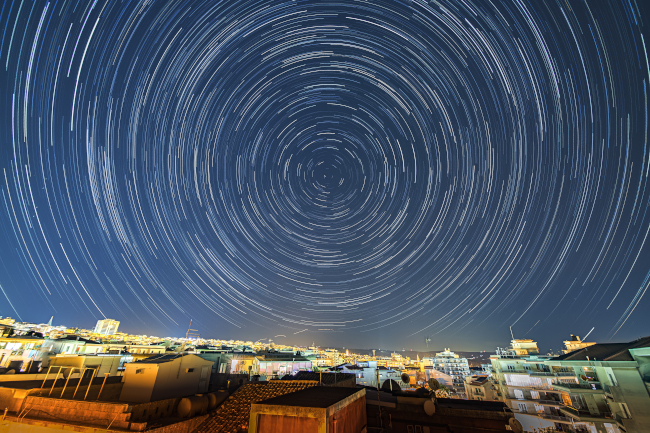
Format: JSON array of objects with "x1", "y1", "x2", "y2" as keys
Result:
[
  {"x1": 373, "y1": 349, "x2": 376, "y2": 358},
  {"x1": 47, "y1": 316, "x2": 53, "y2": 326}
]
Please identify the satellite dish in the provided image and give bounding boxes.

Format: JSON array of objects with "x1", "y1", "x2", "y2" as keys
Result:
[
  {"x1": 509, "y1": 418, "x2": 523, "y2": 433},
  {"x1": 381, "y1": 379, "x2": 401, "y2": 392},
  {"x1": 424, "y1": 399, "x2": 436, "y2": 416},
  {"x1": 428, "y1": 378, "x2": 440, "y2": 391},
  {"x1": 401, "y1": 373, "x2": 411, "y2": 384}
]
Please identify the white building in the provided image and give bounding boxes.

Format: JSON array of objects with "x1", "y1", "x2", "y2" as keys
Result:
[
  {"x1": 120, "y1": 354, "x2": 213, "y2": 403},
  {"x1": 423, "y1": 349, "x2": 470, "y2": 398},
  {"x1": 94, "y1": 319, "x2": 120, "y2": 335},
  {"x1": 340, "y1": 361, "x2": 401, "y2": 388},
  {"x1": 489, "y1": 337, "x2": 650, "y2": 433}
]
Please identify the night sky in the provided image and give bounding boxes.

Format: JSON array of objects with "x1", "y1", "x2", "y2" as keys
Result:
[{"x1": 1, "y1": 0, "x2": 649, "y2": 352}]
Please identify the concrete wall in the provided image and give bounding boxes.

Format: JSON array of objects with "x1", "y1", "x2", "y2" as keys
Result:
[
  {"x1": 256, "y1": 414, "x2": 320, "y2": 433},
  {"x1": 128, "y1": 397, "x2": 181, "y2": 423},
  {"x1": 0, "y1": 387, "x2": 33, "y2": 412},
  {"x1": 0, "y1": 411, "x2": 208, "y2": 433},
  {"x1": 20, "y1": 396, "x2": 133, "y2": 430},
  {"x1": 152, "y1": 357, "x2": 212, "y2": 401},
  {"x1": 328, "y1": 395, "x2": 366, "y2": 433},
  {"x1": 49, "y1": 355, "x2": 121, "y2": 377},
  {"x1": 611, "y1": 367, "x2": 650, "y2": 433},
  {"x1": 120, "y1": 363, "x2": 158, "y2": 402}
]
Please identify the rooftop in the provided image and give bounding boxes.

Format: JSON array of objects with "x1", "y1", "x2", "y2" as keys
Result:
[
  {"x1": 281, "y1": 371, "x2": 355, "y2": 385},
  {"x1": 553, "y1": 336, "x2": 650, "y2": 362},
  {"x1": 131, "y1": 353, "x2": 191, "y2": 364},
  {"x1": 193, "y1": 380, "x2": 318, "y2": 433},
  {"x1": 256, "y1": 386, "x2": 363, "y2": 408}
]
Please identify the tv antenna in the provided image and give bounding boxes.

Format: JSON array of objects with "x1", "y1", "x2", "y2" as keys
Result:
[
  {"x1": 425, "y1": 336, "x2": 431, "y2": 349},
  {"x1": 186, "y1": 319, "x2": 200, "y2": 339}
]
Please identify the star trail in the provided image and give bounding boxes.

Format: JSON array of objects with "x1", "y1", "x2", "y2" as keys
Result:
[{"x1": 1, "y1": 0, "x2": 649, "y2": 349}]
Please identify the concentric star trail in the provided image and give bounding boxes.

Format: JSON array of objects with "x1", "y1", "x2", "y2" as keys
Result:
[{"x1": 0, "y1": 0, "x2": 648, "y2": 346}]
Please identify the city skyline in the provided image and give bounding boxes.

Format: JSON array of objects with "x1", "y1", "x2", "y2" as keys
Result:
[{"x1": 1, "y1": 0, "x2": 650, "y2": 351}]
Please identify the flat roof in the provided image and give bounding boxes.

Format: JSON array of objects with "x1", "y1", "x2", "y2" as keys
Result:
[
  {"x1": 553, "y1": 336, "x2": 650, "y2": 362},
  {"x1": 256, "y1": 386, "x2": 363, "y2": 408}
]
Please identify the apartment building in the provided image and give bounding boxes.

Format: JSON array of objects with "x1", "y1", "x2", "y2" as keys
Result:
[
  {"x1": 422, "y1": 349, "x2": 470, "y2": 398},
  {"x1": 490, "y1": 336, "x2": 650, "y2": 433},
  {"x1": 464, "y1": 375, "x2": 499, "y2": 401},
  {"x1": 338, "y1": 361, "x2": 401, "y2": 388},
  {"x1": 93, "y1": 318, "x2": 120, "y2": 335}
]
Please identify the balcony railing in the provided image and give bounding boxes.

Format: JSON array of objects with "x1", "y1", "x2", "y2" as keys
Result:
[
  {"x1": 528, "y1": 371, "x2": 576, "y2": 377},
  {"x1": 560, "y1": 406, "x2": 617, "y2": 421},
  {"x1": 509, "y1": 408, "x2": 571, "y2": 422},
  {"x1": 553, "y1": 382, "x2": 602, "y2": 391}
]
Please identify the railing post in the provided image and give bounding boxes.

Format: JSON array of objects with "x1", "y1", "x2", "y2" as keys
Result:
[
  {"x1": 49, "y1": 367, "x2": 63, "y2": 396},
  {"x1": 73, "y1": 367, "x2": 87, "y2": 399},
  {"x1": 60, "y1": 367, "x2": 77, "y2": 398},
  {"x1": 97, "y1": 373, "x2": 109, "y2": 401},
  {"x1": 40, "y1": 365, "x2": 53, "y2": 389},
  {"x1": 84, "y1": 368, "x2": 98, "y2": 400}
]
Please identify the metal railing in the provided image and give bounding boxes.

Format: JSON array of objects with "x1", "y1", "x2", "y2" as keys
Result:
[
  {"x1": 553, "y1": 382, "x2": 602, "y2": 390},
  {"x1": 560, "y1": 406, "x2": 615, "y2": 420},
  {"x1": 509, "y1": 407, "x2": 570, "y2": 422},
  {"x1": 528, "y1": 371, "x2": 576, "y2": 377}
]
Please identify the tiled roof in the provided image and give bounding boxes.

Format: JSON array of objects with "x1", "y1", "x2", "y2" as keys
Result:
[
  {"x1": 553, "y1": 336, "x2": 650, "y2": 361},
  {"x1": 256, "y1": 386, "x2": 363, "y2": 408},
  {"x1": 193, "y1": 380, "x2": 318, "y2": 433}
]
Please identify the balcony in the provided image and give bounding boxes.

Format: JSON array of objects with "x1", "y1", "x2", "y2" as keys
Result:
[
  {"x1": 559, "y1": 406, "x2": 621, "y2": 422},
  {"x1": 503, "y1": 382, "x2": 558, "y2": 392},
  {"x1": 553, "y1": 382, "x2": 602, "y2": 393},
  {"x1": 507, "y1": 397, "x2": 563, "y2": 406},
  {"x1": 528, "y1": 371, "x2": 576, "y2": 377},
  {"x1": 509, "y1": 408, "x2": 572, "y2": 424}
]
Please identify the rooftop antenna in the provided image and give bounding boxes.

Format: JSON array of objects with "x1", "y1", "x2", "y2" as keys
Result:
[{"x1": 186, "y1": 319, "x2": 199, "y2": 339}]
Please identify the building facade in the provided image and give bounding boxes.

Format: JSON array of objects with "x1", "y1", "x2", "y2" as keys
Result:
[
  {"x1": 423, "y1": 349, "x2": 470, "y2": 398},
  {"x1": 464, "y1": 375, "x2": 499, "y2": 401},
  {"x1": 339, "y1": 361, "x2": 401, "y2": 388},
  {"x1": 490, "y1": 337, "x2": 650, "y2": 433},
  {"x1": 93, "y1": 319, "x2": 120, "y2": 335}
]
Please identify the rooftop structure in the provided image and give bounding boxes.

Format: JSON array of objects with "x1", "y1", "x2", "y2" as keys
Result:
[
  {"x1": 120, "y1": 354, "x2": 214, "y2": 403},
  {"x1": 249, "y1": 387, "x2": 366, "y2": 433},
  {"x1": 193, "y1": 380, "x2": 319, "y2": 433},
  {"x1": 365, "y1": 388, "x2": 514, "y2": 432},
  {"x1": 562, "y1": 334, "x2": 597, "y2": 354}
]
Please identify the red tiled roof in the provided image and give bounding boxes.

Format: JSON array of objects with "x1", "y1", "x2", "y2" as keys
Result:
[{"x1": 193, "y1": 381, "x2": 318, "y2": 433}]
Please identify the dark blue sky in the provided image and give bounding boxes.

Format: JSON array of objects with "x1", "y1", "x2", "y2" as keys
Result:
[{"x1": 1, "y1": 0, "x2": 649, "y2": 352}]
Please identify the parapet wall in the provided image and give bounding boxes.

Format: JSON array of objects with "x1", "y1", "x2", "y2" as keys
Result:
[{"x1": 21, "y1": 396, "x2": 134, "y2": 430}]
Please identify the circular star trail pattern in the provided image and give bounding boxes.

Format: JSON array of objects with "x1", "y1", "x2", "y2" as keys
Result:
[{"x1": 1, "y1": 0, "x2": 649, "y2": 341}]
